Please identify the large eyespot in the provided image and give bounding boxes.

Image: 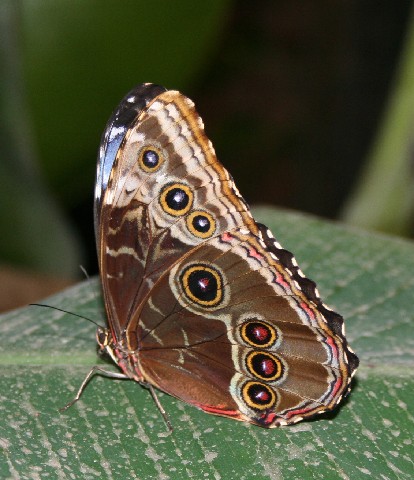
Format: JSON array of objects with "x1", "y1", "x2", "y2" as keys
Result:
[
  {"x1": 245, "y1": 351, "x2": 284, "y2": 382},
  {"x1": 242, "y1": 381, "x2": 277, "y2": 411},
  {"x1": 138, "y1": 147, "x2": 163, "y2": 172},
  {"x1": 240, "y1": 320, "x2": 277, "y2": 348},
  {"x1": 186, "y1": 211, "x2": 216, "y2": 239},
  {"x1": 180, "y1": 264, "x2": 224, "y2": 307},
  {"x1": 160, "y1": 183, "x2": 193, "y2": 216}
]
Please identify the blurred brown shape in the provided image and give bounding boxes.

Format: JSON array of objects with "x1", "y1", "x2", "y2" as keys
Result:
[{"x1": 0, "y1": 265, "x2": 74, "y2": 313}]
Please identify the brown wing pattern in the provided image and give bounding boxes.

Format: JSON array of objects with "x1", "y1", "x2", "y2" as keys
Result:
[
  {"x1": 95, "y1": 84, "x2": 358, "y2": 427},
  {"x1": 99, "y1": 90, "x2": 255, "y2": 338},
  {"x1": 137, "y1": 231, "x2": 356, "y2": 426}
]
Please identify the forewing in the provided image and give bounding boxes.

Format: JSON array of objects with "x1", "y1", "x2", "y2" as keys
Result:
[{"x1": 96, "y1": 85, "x2": 256, "y2": 339}]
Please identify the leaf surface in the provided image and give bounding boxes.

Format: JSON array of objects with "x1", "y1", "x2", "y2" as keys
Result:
[{"x1": 1, "y1": 207, "x2": 413, "y2": 479}]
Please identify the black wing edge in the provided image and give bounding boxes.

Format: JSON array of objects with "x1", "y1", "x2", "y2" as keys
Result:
[
  {"x1": 255, "y1": 222, "x2": 359, "y2": 377},
  {"x1": 94, "y1": 83, "x2": 168, "y2": 238},
  {"x1": 105, "y1": 83, "x2": 168, "y2": 134}
]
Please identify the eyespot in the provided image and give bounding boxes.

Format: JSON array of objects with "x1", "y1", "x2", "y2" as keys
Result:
[
  {"x1": 241, "y1": 381, "x2": 277, "y2": 411},
  {"x1": 240, "y1": 320, "x2": 277, "y2": 348},
  {"x1": 245, "y1": 351, "x2": 284, "y2": 382},
  {"x1": 138, "y1": 147, "x2": 163, "y2": 172},
  {"x1": 186, "y1": 211, "x2": 216, "y2": 239},
  {"x1": 160, "y1": 183, "x2": 193, "y2": 216},
  {"x1": 180, "y1": 264, "x2": 224, "y2": 307}
]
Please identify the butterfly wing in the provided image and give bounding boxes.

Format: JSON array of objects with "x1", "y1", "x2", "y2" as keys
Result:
[
  {"x1": 95, "y1": 84, "x2": 358, "y2": 427},
  {"x1": 96, "y1": 85, "x2": 256, "y2": 341},
  {"x1": 136, "y1": 226, "x2": 358, "y2": 427}
]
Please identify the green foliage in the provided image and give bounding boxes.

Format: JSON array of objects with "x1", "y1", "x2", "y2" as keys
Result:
[
  {"x1": 1, "y1": 208, "x2": 412, "y2": 479},
  {"x1": 342, "y1": 6, "x2": 414, "y2": 235},
  {"x1": 21, "y1": 0, "x2": 231, "y2": 202},
  {"x1": 0, "y1": 0, "x2": 231, "y2": 274}
]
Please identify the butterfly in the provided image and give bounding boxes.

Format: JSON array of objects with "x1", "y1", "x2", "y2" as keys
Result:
[{"x1": 90, "y1": 83, "x2": 358, "y2": 428}]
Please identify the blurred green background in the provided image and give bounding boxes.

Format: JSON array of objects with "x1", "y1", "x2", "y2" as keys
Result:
[{"x1": 1, "y1": 0, "x2": 414, "y2": 310}]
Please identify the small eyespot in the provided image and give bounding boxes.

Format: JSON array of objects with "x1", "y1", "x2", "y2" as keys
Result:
[
  {"x1": 186, "y1": 211, "x2": 216, "y2": 239},
  {"x1": 245, "y1": 351, "x2": 284, "y2": 382},
  {"x1": 180, "y1": 264, "x2": 224, "y2": 307},
  {"x1": 160, "y1": 183, "x2": 193, "y2": 216},
  {"x1": 242, "y1": 382, "x2": 277, "y2": 411},
  {"x1": 138, "y1": 147, "x2": 163, "y2": 172},
  {"x1": 240, "y1": 320, "x2": 277, "y2": 348}
]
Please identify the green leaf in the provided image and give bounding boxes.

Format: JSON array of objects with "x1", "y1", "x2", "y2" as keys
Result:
[
  {"x1": 0, "y1": 0, "x2": 231, "y2": 274},
  {"x1": 341, "y1": 6, "x2": 414, "y2": 235},
  {"x1": 0, "y1": 2, "x2": 84, "y2": 275},
  {"x1": 1, "y1": 207, "x2": 413, "y2": 479},
  {"x1": 21, "y1": 0, "x2": 232, "y2": 205}
]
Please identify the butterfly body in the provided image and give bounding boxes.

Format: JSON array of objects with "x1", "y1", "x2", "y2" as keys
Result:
[{"x1": 94, "y1": 83, "x2": 358, "y2": 427}]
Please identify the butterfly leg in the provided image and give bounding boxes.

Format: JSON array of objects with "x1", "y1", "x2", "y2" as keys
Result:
[
  {"x1": 60, "y1": 366, "x2": 128, "y2": 412},
  {"x1": 146, "y1": 383, "x2": 173, "y2": 432}
]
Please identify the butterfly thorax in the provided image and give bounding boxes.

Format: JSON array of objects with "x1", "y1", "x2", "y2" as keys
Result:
[{"x1": 96, "y1": 326, "x2": 144, "y2": 382}]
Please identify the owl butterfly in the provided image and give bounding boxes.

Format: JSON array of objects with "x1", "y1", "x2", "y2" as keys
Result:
[{"x1": 92, "y1": 83, "x2": 358, "y2": 428}]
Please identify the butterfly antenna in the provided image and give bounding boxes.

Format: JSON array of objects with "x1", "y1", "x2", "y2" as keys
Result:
[
  {"x1": 79, "y1": 265, "x2": 90, "y2": 280},
  {"x1": 30, "y1": 303, "x2": 103, "y2": 329}
]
